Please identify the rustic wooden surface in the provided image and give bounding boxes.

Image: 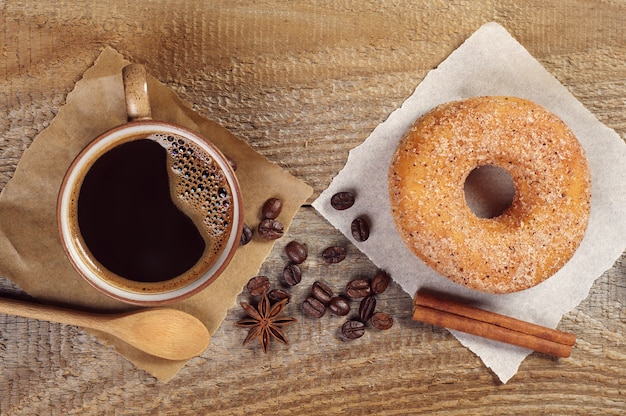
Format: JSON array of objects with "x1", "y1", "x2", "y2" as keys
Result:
[{"x1": 1, "y1": 1, "x2": 626, "y2": 414}]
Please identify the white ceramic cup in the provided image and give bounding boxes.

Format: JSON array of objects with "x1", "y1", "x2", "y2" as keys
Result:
[{"x1": 57, "y1": 64, "x2": 243, "y2": 306}]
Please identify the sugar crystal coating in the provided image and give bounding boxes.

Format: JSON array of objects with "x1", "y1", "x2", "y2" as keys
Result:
[{"x1": 388, "y1": 96, "x2": 591, "y2": 294}]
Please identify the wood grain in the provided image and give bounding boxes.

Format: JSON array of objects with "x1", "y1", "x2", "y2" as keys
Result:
[{"x1": 1, "y1": 1, "x2": 626, "y2": 414}]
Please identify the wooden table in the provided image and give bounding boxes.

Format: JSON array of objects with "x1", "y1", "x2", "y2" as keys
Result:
[{"x1": 1, "y1": 1, "x2": 625, "y2": 414}]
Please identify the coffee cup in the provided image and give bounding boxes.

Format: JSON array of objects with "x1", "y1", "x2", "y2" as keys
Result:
[{"x1": 57, "y1": 64, "x2": 243, "y2": 306}]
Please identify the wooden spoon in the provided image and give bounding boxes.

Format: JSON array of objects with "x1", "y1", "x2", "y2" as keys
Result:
[{"x1": 0, "y1": 296, "x2": 210, "y2": 361}]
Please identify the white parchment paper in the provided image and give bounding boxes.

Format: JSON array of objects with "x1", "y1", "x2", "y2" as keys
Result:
[{"x1": 312, "y1": 22, "x2": 626, "y2": 383}]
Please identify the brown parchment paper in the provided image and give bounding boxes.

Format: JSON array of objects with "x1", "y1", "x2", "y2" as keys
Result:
[{"x1": 0, "y1": 47, "x2": 312, "y2": 382}]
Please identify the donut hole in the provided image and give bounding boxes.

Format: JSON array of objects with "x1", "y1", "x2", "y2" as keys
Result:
[{"x1": 463, "y1": 165, "x2": 515, "y2": 219}]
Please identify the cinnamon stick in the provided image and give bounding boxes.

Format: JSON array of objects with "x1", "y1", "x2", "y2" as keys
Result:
[{"x1": 412, "y1": 290, "x2": 575, "y2": 357}]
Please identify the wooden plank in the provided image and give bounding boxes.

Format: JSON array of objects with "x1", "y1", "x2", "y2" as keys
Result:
[{"x1": 1, "y1": 0, "x2": 625, "y2": 414}]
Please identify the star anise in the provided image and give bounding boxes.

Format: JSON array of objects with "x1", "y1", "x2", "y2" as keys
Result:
[{"x1": 235, "y1": 290, "x2": 297, "y2": 353}]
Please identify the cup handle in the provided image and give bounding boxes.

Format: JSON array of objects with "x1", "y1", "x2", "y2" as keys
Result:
[{"x1": 122, "y1": 64, "x2": 152, "y2": 121}]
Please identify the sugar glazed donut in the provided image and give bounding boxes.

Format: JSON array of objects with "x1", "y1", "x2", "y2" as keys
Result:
[{"x1": 388, "y1": 96, "x2": 591, "y2": 294}]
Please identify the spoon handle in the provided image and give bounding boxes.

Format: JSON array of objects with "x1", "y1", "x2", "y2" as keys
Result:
[
  {"x1": 0, "y1": 296, "x2": 112, "y2": 330},
  {"x1": 0, "y1": 296, "x2": 211, "y2": 360}
]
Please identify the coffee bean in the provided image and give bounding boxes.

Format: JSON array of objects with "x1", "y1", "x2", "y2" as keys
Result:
[
  {"x1": 268, "y1": 288, "x2": 291, "y2": 304},
  {"x1": 342, "y1": 320, "x2": 365, "y2": 339},
  {"x1": 311, "y1": 281, "x2": 333, "y2": 305},
  {"x1": 345, "y1": 278, "x2": 371, "y2": 299},
  {"x1": 258, "y1": 218, "x2": 284, "y2": 240},
  {"x1": 246, "y1": 275, "x2": 270, "y2": 296},
  {"x1": 330, "y1": 191, "x2": 355, "y2": 210},
  {"x1": 358, "y1": 295, "x2": 377, "y2": 322},
  {"x1": 351, "y1": 217, "x2": 370, "y2": 242},
  {"x1": 370, "y1": 270, "x2": 391, "y2": 294},
  {"x1": 262, "y1": 197, "x2": 283, "y2": 219},
  {"x1": 285, "y1": 240, "x2": 308, "y2": 264},
  {"x1": 302, "y1": 296, "x2": 326, "y2": 318},
  {"x1": 328, "y1": 296, "x2": 351, "y2": 316},
  {"x1": 370, "y1": 311, "x2": 393, "y2": 330},
  {"x1": 321, "y1": 246, "x2": 346, "y2": 264},
  {"x1": 281, "y1": 263, "x2": 302, "y2": 287},
  {"x1": 239, "y1": 223, "x2": 253, "y2": 245}
]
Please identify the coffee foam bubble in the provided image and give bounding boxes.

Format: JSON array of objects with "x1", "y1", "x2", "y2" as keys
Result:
[{"x1": 151, "y1": 132, "x2": 234, "y2": 259}]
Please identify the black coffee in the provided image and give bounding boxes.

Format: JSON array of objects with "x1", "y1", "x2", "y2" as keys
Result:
[{"x1": 76, "y1": 134, "x2": 233, "y2": 285}]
